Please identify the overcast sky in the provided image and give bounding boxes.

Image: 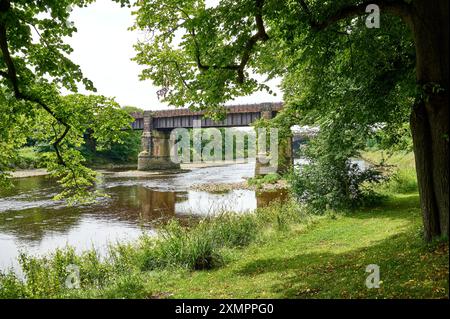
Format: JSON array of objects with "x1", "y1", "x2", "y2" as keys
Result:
[{"x1": 67, "y1": 0, "x2": 282, "y2": 111}]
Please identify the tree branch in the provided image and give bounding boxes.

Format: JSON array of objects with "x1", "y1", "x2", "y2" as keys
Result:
[
  {"x1": 173, "y1": 60, "x2": 191, "y2": 90},
  {"x1": 0, "y1": 1, "x2": 70, "y2": 166},
  {"x1": 191, "y1": 0, "x2": 269, "y2": 84},
  {"x1": 298, "y1": 0, "x2": 412, "y2": 30},
  {"x1": 190, "y1": 27, "x2": 240, "y2": 72}
]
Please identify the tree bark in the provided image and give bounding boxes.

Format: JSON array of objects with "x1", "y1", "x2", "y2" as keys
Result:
[{"x1": 410, "y1": 0, "x2": 449, "y2": 240}]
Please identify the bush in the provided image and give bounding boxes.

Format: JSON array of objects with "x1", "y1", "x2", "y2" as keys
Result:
[
  {"x1": 80, "y1": 130, "x2": 142, "y2": 165},
  {"x1": 289, "y1": 159, "x2": 385, "y2": 213},
  {"x1": 12, "y1": 147, "x2": 43, "y2": 169},
  {"x1": 13, "y1": 247, "x2": 115, "y2": 298},
  {"x1": 0, "y1": 272, "x2": 24, "y2": 299}
]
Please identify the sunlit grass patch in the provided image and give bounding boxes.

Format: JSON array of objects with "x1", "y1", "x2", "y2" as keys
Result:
[{"x1": 362, "y1": 151, "x2": 418, "y2": 194}]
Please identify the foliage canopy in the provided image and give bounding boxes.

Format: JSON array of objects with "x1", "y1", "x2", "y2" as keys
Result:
[{"x1": 0, "y1": 0, "x2": 133, "y2": 202}]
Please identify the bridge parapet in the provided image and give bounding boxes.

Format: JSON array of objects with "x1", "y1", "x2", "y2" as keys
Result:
[{"x1": 133, "y1": 102, "x2": 282, "y2": 118}]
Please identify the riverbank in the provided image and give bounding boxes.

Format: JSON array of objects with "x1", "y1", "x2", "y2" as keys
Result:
[
  {"x1": 8, "y1": 160, "x2": 253, "y2": 179},
  {"x1": 0, "y1": 193, "x2": 448, "y2": 299},
  {"x1": 9, "y1": 169, "x2": 49, "y2": 178}
]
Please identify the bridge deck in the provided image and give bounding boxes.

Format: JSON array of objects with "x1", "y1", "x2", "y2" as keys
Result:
[{"x1": 130, "y1": 102, "x2": 283, "y2": 130}]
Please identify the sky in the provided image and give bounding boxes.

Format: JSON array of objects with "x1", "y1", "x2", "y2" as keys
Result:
[{"x1": 67, "y1": 0, "x2": 282, "y2": 111}]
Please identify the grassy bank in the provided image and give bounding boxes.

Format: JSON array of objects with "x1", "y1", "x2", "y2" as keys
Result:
[
  {"x1": 0, "y1": 201, "x2": 313, "y2": 298},
  {"x1": 154, "y1": 194, "x2": 447, "y2": 299},
  {"x1": 0, "y1": 193, "x2": 448, "y2": 299},
  {"x1": 361, "y1": 150, "x2": 418, "y2": 194}
]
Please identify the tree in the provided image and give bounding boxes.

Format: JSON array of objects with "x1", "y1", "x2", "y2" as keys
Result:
[
  {"x1": 132, "y1": 0, "x2": 448, "y2": 241},
  {"x1": 122, "y1": 105, "x2": 144, "y2": 115},
  {"x1": 78, "y1": 105, "x2": 144, "y2": 165},
  {"x1": 0, "y1": 0, "x2": 132, "y2": 202},
  {"x1": 274, "y1": 1, "x2": 414, "y2": 213}
]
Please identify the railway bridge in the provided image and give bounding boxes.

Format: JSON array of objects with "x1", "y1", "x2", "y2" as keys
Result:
[{"x1": 130, "y1": 102, "x2": 293, "y2": 175}]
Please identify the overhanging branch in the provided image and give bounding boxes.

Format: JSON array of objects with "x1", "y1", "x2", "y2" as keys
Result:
[
  {"x1": 191, "y1": 0, "x2": 269, "y2": 84},
  {"x1": 0, "y1": 1, "x2": 71, "y2": 166},
  {"x1": 298, "y1": 0, "x2": 412, "y2": 30}
]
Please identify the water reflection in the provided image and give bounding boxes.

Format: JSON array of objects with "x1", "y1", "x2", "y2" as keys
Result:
[
  {"x1": 0, "y1": 162, "x2": 286, "y2": 270},
  {"x1": 0, "y1": 207, "x2": 83, "y2": 243}
]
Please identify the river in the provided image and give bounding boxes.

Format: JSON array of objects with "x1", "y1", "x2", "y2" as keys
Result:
[{"x1": 0, "y1": 161, "x2": 287, "y2": 271}]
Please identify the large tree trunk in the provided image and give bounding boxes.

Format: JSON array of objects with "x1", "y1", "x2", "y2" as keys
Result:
[{"x1": 409, "y1": 0, "x2": 449, "y2": 241}]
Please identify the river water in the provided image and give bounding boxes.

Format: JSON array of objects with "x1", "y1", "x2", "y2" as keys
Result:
[{"x1": 0, "y1": 161, "x2": 287, "y2": 271}]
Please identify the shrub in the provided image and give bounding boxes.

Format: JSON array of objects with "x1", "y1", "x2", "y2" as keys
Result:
[
  {"x1": 7, "y1": 249, "x2": 77, "y2": 298},
  {"x1": 0, "y1": 272, "x2": 24, "y2": 299},
  {"x1": 80, "y1": 130, "x2": 142, "y2": 165},
  {"x1": 289, "y1": 159, "x2": 385, "y2": 213},
  {"x1": 0, "y1": 247, "x2": 118, "y2": 298},
  {"x1": 12, "y1": 147, "x2": 43, "y2": 169}
]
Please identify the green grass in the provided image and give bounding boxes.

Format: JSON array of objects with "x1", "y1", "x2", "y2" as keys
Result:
[
  {"x1": 1, "y1": 149, "x2": 447, "y2": 299},
  {"x1": 362, "y1": 150, "x2": 416, "y2": 169},
  {"x1": 248, "y1": 173, "x2": 281, "y2": 188},
  {"x1": 133, "y1": 195, "x2": 448, "y2": 299},
  {"x1": 1, "y1": 194, "x2": 447, "y2": 299},
  {"x1": 362, "y1": 150, "x2": 418, "y2": 194},
  {"x1": 0, "y1": 200, "x2": 310, "y2": 298}
]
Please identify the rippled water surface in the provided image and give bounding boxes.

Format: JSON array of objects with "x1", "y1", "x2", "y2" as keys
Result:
[{"x1": 0, "y1": 162, "x2": 287, "y2": 270}]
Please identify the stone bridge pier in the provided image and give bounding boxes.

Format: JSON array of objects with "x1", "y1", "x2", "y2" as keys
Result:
[
  {"x1": 255, "y1": 106, "x2": 293, "y2": 176},
  {"x1": 137, "y1": 112, "x2": 180, "y2": 171}
]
